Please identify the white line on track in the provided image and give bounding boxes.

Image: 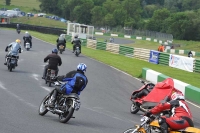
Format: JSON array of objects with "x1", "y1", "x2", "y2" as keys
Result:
[
  {"x1": 0, "y1": 81, "x2": 37, "y2": 108},
  {"x1": 33, "y1": 36, "x2": 200, "y2": 109}
]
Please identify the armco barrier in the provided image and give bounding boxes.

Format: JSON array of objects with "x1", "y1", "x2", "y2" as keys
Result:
[
  {"x1": 159, "y1": 53, "x2": 170, "y2": 66},
  {"x1": 134, "y1": 48, "x2": 150, "y2": 61},
  {"x1": 142, "y1": 68, "x2": 200, "y2": 105},
  {"x1": 96, "y1": 41, "x2": 107, "y2": 50},
  {"x1": 119, "y1": 45, "x2": 134, "y2": 57}
]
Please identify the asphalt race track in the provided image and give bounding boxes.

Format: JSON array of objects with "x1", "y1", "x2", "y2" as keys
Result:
[{"x1": 0, "y1": 29, "x2": 199, "y2": 133}]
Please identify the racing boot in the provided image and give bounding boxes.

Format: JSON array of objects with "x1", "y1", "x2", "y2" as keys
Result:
[{"x1": 159, "y1": 118, "x2": 169, "y2": 133}]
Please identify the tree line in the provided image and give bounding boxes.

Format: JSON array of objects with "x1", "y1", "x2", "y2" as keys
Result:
[{"x1": 37, "y1": 0, "x2": 200, "y2": 41}]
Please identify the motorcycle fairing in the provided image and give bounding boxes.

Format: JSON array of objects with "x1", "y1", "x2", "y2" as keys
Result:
[
  {"x1": 183, "y1": 127, "x2": 200, "y2": 133},
  {"x1": 142, "y1": 78, "x2": 176, "y2": 103}
]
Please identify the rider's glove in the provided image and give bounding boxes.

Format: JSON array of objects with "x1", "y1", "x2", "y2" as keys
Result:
[{"x1": 144, "y1": 111, "x2": 152, "y2": 117}]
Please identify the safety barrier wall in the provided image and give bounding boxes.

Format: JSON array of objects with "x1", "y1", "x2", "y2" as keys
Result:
[
  {"x1": 158, "y1": 53, "x2": 170, "y2": 66},
  {"x1": 106, "y1": 43, "x2": 120, "y2": 54},
  {"x1": 67, "y1": 35, "x2": 200, "y2": 73},
  {"x1": 166, "y1": 49, "x2": 200, "y2": 57},
  {"x1": 87, "y1": 39, "x2": 96, "y2": 49},
  {"x1": 142, "y1": 68, "x2": 200, "y2": 105},
  {"x1": 119, "y1": 45, "x2": 134, "y2": 57},
  {"x1": 134, "y1": 48, "x2": 150, "y2": 61},
  {"x1": 94, "y1": 32, "x2": 170, "y2": 44},
  {"x1": 194, "y1": 59, "x2": 200, "y2": 73}
]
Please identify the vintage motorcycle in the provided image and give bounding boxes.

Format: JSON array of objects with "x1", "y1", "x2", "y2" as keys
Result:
[
  {"x1": 44, "y1": 69, "x2": 56, "y2": 87},
  {"x1": 6, "y1": 55, "x2": 18, "y2": 72},
  {"x1": 123, "y1": 114, "x2": 200, "y2": 133},
  {"x1": 75, "y1": 46, "x2": 80, "y2": 57},
  {"x1": 59, "y1": 44, "x2": 65, "y2": 54},
  {"x1": 38, "y1": 80, "x2": 81, "y2": 123},
  {"x1": 130, "y1": 78, "x2": 180, "y2": 114}
]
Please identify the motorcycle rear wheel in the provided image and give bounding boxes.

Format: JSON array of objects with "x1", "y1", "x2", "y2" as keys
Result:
[
  {"x1": 59, "y1": 106, "x2": 74, "y2": 123},
  {"x1": 130, "y1": 102, "x2": 140, "y2": 114},
  {"x1": 38, "y1": 94, "x2": 50, "y2": 116}
]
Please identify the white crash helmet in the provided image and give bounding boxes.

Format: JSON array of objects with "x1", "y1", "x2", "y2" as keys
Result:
[{"x1": 171, "y1": 92, "x2": 185, "y2": 100}]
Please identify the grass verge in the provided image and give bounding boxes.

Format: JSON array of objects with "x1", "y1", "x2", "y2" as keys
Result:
[{"x1": 4, "y1": 28, "x2": 200, "y2": 88}]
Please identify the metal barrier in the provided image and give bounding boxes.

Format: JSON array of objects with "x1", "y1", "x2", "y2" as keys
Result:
[
  {"x1": 134, "y1": 48, "x2": 150, "y2": 61},
  {"x1": 158, "y1": 53, "x2": 170, "y2": 66}
]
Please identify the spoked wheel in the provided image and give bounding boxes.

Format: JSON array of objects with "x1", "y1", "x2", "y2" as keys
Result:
[
  {"x1": 38, "y1": 94, "x2": 50, "y2": 116},
  {"x1": 130, "y1": 102, "x2": 140, "y2": 114},
  {"x1": 59, "y1": 99, "x2": 74, "y2": 123}
]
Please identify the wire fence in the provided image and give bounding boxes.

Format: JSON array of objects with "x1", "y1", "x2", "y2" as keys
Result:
[{"x1": 94, "y1": 26, "x2": 173, "y2": 41}]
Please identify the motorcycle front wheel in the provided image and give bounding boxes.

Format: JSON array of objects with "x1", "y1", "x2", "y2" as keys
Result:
[
  {"x1": 130, "y1": 102, "x2": 140, "y2": 114},
  {"x1": 38, "y1": 94, "x2": 50, "y2": 116},
  {"x1": 123, "y1": 128, "x2": 143, "y2": 133}
]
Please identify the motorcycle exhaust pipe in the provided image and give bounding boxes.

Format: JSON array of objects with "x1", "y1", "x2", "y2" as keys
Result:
[
  {"x1": 54, "y1": 109, "x2": 64, "y2": 114},
  {"x1": 140, "y1": 106, "x2": 148, "y2": 112}
]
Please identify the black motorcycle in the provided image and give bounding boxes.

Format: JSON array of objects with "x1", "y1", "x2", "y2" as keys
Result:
[
  {"x1": 6, "y1": 55, "x2": 18, "y2": 72},
  {"x1": 38, "y1": 80, "x2": 81, "y2": 123},
  {"x1": 75, "y1": 46, "x2": 80, "y2": 57},
  {"x1": 59, "y1": 44, "x2": 64, "y2": 54}
]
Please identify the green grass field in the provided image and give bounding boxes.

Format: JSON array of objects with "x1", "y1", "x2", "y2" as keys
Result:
[
  {"x1": 0, "y1": 0, "x2": 40, "y2": 11},
  {"x1": 11, "y1": 17, "x2": 67, "y2": 28}
]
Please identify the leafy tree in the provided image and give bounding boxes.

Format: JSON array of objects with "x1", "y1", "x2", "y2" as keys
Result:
[
  {"x1": 72, "y1": 0, "x2": 94, "y2": 24},
  {"x1": 91, "y1": 6, "x2": 107, "y2": 26},
  {"x1": 103, "y1": 0, "x2": 121, "y2": 13},
  {"x1": 104, "y1": 13, "x2": 116, "y2": 27},
  {"x1": 146, "y1": 8, "x2": 170, "y2": 31},
  {"x1": 5, "y1": 0, "x2": 11, "y2": 5},
  {"x1": 122, "y1": 0, "x2": 142, "y2": 27},
  {"x1": 113, "y1": 8, "x2": 127, "y2": 26}
]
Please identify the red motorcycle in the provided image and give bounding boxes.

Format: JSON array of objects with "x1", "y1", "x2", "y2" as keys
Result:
[
  {"x1": 130, "y1": 78, "x2": 181, "y2": 114},
  {"x1": 130, "y1": 81, "x2": 155, "y2": 114}
]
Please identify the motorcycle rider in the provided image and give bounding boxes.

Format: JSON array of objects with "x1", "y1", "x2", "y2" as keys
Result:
[
  {"x1": 144, "y1": 91, "x2": 194, "y2": 133},
  {"x1": 56, "y1": 34, "x2": 66, "y2": 51},
  {"x1": 71, "y1": 35, "x2": 81, "y2": 53},
  {"x1": 23, "y1": 31, "x2": 32, "y2": 48},
  {"x1": 16, "y1": 24, "x2": 20, "y2": 31},
  {"x1": 42, "y1": 48, "x2": 62, "y2": 79},
  {"x1": 46, "y1": 63, "x2": 88, "y2": 107},
  {"x1": 4, "y1": 39, "x2": 22, "y2": 66}
]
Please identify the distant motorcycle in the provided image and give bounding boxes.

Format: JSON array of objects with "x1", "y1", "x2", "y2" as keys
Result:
[
  {"x1": 75, "y1": 46, "x2": 80, "y2": 57},
  {"x1": 44, "y1": 69, "x2": 56, "y2": 87},
  {"x1": 38, "y1": 80, "x2": 81, "y2": 123},
  {"x1": 59, "y1": 45, "x2": 64, "y2": 54},
  {"x1": 6, "y1": 55, "x2": 18, "y2": 72}
]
